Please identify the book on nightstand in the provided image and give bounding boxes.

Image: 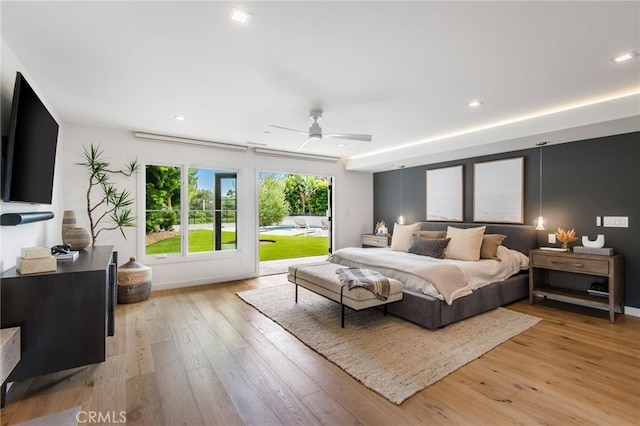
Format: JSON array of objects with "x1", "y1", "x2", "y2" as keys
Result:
[
  {"x1": 54, "y1": 251, "x2": 79, "y2": 261},
  {"x1": 587, "y1": 289, "x2": 609, "y2": 298},
  {"x1": 573, "y1": 246, "x2": 615, "y2": 255}
]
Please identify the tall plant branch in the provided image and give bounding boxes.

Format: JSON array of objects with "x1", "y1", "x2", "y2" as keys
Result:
[{"x1": 77, "y1": 144, "x2": 139, "y2": 246}]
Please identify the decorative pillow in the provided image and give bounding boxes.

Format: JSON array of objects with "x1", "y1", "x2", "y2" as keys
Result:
[
  {"x1": 415, "y1": 230, "x2": 447, "y2": 239},
  {"x1": 408, "y1": 236, "x2": 451, "y2": 258},
  {"x1": 444, "y1": 226, "x2": 486, "y2": 261},
  {"x1": 390, "y1": 223, "x2": 421, "y2": 252},
  {"x1": 480, "y1": 234, "x2": 507, "y2": 261}
]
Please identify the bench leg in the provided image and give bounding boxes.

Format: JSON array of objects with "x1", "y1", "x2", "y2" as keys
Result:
[
  {"x1": 1, "y1": 381, "x2": 6, "y2": 408},
  {"x1": 383, "y1": 304, "x2": 388, "y2": 316},
  {"x1": 340, "y1": 285, "x2": 346, "y2": 328}
]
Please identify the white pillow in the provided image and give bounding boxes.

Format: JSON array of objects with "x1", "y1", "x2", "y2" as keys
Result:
[
  {"x1": 444, "y1": 226, "x2": 486, "y2": 261},
  {"x1": 390, "y1": 223, "x2": 421, "y2": 252},
  {"x1": 497, "y1": 245, "x2": 530, "y2": 269}
]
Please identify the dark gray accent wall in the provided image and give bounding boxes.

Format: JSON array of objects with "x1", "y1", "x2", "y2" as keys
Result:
[{"x1": 373, "y1": 132, "x2": 640, "y2": 308}]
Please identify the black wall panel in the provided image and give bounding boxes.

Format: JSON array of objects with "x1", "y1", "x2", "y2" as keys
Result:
[{"x1": 373, "y1": 132, "x2": 640, "y2": 307}]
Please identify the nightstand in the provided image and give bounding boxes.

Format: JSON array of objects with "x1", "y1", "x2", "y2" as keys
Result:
[
  {"x1": 361, "y1": 234, "x2": 390, "y2": 248},
  {"x1": 529, "y1": 249, "x2": 624, "y2": 322}
]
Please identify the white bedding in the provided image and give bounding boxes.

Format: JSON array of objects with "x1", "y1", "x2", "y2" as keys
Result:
[{"x1": 328, "y1": 245, "x2": 529, "y2": 301}]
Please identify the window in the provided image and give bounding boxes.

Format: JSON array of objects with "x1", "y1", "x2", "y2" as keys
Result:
[{"x1": 144, "y1": 164, "x2": 237, "y2": 257}]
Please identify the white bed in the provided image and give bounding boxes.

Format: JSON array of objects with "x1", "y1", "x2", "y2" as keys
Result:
[{"x1": 329, "y1": 245, "x2": 529, "y2": 303}]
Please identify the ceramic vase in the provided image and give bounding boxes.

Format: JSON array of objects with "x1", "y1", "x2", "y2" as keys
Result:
[
  {"x1": 62, "y1": 227, "x2": 91, "y2": 250},
  {"x1": 61, "y1": 210, "x2": 77, "y2": 240}
]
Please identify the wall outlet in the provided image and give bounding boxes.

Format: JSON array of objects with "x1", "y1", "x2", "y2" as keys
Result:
[
  {"x1": 548, "y1": 233, "x2": 556, "y2": 244},
  {"x1": 603, "y1": 216, "x2": 629, "y2": 228}
]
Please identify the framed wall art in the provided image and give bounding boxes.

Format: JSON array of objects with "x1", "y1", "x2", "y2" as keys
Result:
[
  {"x1": 426, "y1": 165, "x2": 463, "y2": 222},
  {"x1": 473, "y1": 157, "x2": 524, "y2": 223}
]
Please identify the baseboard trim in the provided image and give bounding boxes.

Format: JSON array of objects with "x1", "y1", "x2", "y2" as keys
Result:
[
  {"x1": 624, "y1": 306, "x2": 640, "y2": 317},
  {"x1": 149, "y1": 272, "x2": 258, "y2": 292}
]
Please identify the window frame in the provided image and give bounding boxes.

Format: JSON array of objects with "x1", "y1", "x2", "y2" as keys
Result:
[{"x1": 139, "y1": 160, "x2": 241, "y2": 265}]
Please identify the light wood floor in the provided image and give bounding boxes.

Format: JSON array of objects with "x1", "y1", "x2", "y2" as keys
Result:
[{"x1": 2, "y1": 274, "x2": 639, "y2": 425}]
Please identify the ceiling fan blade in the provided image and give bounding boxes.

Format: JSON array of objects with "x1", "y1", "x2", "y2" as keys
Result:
[
  {"x1": 324, "y1": 133, "x2": 372, "y2": 142},
  {"x1": 296, "y1": 137, "x2": 315, "y2": 152},
  {"x1": 270, "y1": 125, "x2": 308, "y2": 135}
]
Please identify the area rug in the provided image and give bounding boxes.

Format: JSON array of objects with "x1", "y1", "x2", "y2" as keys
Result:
[{"x1": 237, "y1": 284, "x2": 541, "y2": 404}]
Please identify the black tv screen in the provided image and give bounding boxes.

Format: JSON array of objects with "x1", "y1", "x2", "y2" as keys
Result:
[{"x1": 2, "y1": 72, "x2": 59, "y2": 204}]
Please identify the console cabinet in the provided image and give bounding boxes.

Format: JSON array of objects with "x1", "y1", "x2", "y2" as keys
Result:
[{"x1": 0, "y1": 246, "x2": 116, "y2": 389}]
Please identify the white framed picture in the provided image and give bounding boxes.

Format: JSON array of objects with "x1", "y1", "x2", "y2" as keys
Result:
[
  {"x1": 473, "y1": 157, "x2": 524, "y2": 223},
  {"x1": 426, "y1": 165, "x2": 463, "y2": 222}
]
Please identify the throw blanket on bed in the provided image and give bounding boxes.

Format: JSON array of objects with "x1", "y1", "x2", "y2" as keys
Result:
[
  {"x1": 336, "y1": 268, "x2": 390, "y2": 300},
  {"x1": 423, "y1": 264, "x2": 471, "y2": 305}
]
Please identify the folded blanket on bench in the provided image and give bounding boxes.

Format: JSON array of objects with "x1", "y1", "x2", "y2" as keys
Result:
[{"x1": 336, "y1": 268, "x2": 390, "y2": 300}]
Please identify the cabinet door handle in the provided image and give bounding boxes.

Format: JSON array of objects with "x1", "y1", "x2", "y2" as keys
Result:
[
  {"x1": 551, "y1": 261, "x2": 584, "y2": 268},
  {"x1": 108, "y1": 262, "x2": 116, "y2": 336}
]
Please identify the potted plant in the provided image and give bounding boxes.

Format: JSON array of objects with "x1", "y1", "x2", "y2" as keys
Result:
[{"x1": 77, "y1": 143, "x2": 139, "y2": 246}]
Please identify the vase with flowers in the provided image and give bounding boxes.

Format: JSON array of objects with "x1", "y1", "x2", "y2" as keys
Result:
[{"x1": 555, "y1": 228, "x2": 577, "y2": 251}]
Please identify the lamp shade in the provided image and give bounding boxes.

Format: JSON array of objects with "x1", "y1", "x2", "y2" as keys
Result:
[{"x1": 534, "y1": 215, "x2": 547, "y2": 231}]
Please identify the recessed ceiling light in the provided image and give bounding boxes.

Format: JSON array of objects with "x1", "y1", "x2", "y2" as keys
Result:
[
  {"x1": 229, "y1": 7, "x2": 253, "y2": 24},
  {"x1": 612, "y1": 51, "x2": 638, "y2": 63},
  {"x1": 174, "y1": 115, "x2": 186, "y2": 121},
  {"x1": 468, "y1": 100, "x2": 483, "y2": 107},
  {"x1": 338, "y1": 143, "x2": 346, "y2": 147}
]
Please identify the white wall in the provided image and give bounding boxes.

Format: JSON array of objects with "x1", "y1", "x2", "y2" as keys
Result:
[
  {"x1": 62, "y1": 124, "x2": 373, "y2": 289},
  {"x1": 0, "y1": 35, "x2": 373, "y2": 286},
  {"x1": 0, "y1": 38, "x2": 63, "y2": 272}
]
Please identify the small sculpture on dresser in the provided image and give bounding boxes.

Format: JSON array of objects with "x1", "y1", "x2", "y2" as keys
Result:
[
  {"x1": 582, "y1": 234, "x2": 605, "y2": 248},
  {"x1": 375, "y1": 220, "x2": 388, "y2": 235}
]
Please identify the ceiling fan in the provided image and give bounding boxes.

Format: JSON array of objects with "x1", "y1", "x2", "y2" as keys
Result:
[{"x1": 270, "y1": 109, "x2": 372, "y2": 151}]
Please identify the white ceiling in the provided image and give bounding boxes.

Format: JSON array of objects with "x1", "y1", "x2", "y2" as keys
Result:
[{"x1": 2, "y1": 1, "x2": 639, "y2": 172}]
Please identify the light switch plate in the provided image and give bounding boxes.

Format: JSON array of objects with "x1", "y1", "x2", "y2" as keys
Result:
[
  {"x1": 548, "y1": 233, "x2": 556, "y2": 244},
  {"x1": 603, "y1": 216, "x2": 629, "y2": 228},
  {"x1": 596, "y1": 216, "x2": 601, "y2": 227}
]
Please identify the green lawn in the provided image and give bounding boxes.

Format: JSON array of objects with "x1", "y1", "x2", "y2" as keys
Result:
[
  {"x1": 259, "y1": 234, "x2": 329, "y2": 261},
  {"x1": 145, "y1": 229, "x2": 328, "y2": 261},
  {"x1": 146, "y1": 230, "x2": 236, "y2": 255}
]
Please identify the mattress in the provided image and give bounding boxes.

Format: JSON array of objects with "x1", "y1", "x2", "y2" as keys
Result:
[{"x1": 328, "y1": 245, "x2": 529, "y2": 302}]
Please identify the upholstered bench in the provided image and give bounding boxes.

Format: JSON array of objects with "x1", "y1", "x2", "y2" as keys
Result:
[{"x1": 287, "y1": 262, "x2": 403, "y2": 327}]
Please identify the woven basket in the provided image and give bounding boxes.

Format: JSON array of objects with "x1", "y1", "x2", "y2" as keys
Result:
[{"x1": 117, "y1": 257, "x2": 152, "y2": 304}]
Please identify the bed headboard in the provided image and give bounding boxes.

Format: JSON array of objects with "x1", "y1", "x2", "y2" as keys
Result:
[{"x1": 419, "y1": 222, "x2": 536, "y2": 255}]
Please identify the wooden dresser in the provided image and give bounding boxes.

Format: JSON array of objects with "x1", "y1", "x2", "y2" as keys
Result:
[
  {"x1": 529, "y1": 249, "x2": 624, "y2": 322},
  {"x1": 361, "y1": 234, "x2": 390, "y2": 248}
]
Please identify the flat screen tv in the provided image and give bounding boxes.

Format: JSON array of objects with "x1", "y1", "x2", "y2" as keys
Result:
[{"x1": 2, "y1": 72, "x2": 59, "y2": 204}]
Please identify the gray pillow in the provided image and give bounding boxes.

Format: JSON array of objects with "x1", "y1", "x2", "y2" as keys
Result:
[{"x1": 407, "y1": 236, "x2": 451, "y2": 258}]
